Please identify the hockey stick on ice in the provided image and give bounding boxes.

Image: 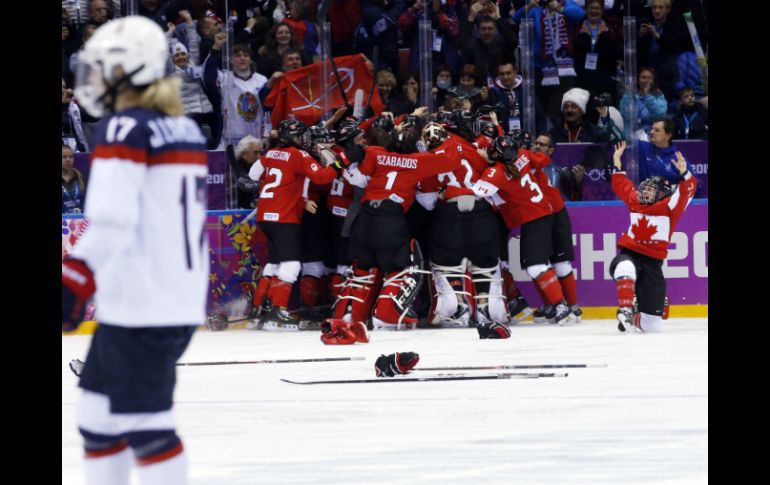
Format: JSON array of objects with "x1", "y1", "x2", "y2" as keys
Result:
[
  {"x1": 415, "y1": 364, "x2": 607, "y2": 371},
  {"x1": 70, "y1": 356, "x2": 366, "y2": 376},
  {"x1": 281, "y1": 372, "x2": 568, "y2": 385}
]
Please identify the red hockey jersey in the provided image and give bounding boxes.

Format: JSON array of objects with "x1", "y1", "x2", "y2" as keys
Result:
[
  {"x1": 472, "y1": 149, "x2": 554, "y2": 228},
  {"x1": 249, "y1": 146, "x2": 338, "y2": 224},
  {"x1": 526, "y1": 151, "x2": 565, "y2": 213},
  {"x1": 612, "y1": 171, "x2": 698, "y2": 260},
  {"x1": 359, "y1": 145, "x2": 459, "y2": 211}
]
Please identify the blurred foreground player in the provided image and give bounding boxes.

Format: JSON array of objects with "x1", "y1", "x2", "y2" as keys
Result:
[{"x1": 62, "y1": 17, "x2": 208, "y2": 485}]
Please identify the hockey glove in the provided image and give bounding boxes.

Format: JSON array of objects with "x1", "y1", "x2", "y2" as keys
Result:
[
  {"x1": 320, "y1": 319, "x2": 369, "y2": 345},
  {"x1": 374, "y1": 352, "x2": 420, "y2": 377},
  {"x1": 62, "y1": 258, "x2": 96, "y2": 332},
  {"x1": 477, "y1": 322, "x2": 511, "y2": 339}
]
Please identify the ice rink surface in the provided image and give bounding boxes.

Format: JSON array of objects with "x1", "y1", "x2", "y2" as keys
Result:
[{"x1": 62, "y1": 318, "x2": 708, "y2": 484}]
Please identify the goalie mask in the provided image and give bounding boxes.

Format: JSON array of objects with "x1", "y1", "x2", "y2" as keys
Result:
[
  {"x1": 422, "y1": 122, "x2": 448, "y2": 149},
  {"x1": 637, "y1": 176, "x2": 672, "y2": 204},
  {"x1": 74, "y1": 16, "x2": 168, "y2": 117},
  {"x1": 278, "y1": 119, "x2": 311, "y2": 150}
]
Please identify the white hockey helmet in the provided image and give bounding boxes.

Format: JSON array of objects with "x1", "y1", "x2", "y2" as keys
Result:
[{"x1": 74, "y1": 16, "x2": 168, "y2": 117}]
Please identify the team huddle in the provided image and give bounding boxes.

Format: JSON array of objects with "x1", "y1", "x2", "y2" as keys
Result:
[{"x1": 243, "y1": 107, "x2": 581, "y2": 341}]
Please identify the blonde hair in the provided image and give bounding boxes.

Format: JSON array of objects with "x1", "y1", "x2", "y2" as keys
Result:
[
  {"x1": 139, "y1": 77, "x2": 184, "y2": 116},
  {"x1": 377, "y1": 70, "x2": 397, "y2": 87}
]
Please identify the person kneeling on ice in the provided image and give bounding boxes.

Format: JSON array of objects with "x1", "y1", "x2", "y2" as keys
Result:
[{"x1": 609, "y1": 141, "x2": 697, "y2": 332}]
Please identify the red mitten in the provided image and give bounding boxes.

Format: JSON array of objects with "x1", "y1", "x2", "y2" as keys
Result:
[{"x1": 62, "y1": 258, "x2": 96, "y2": 332}]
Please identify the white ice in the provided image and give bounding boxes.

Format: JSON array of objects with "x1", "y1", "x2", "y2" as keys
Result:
[{"x1": 62, "y1": 318, "x2": 708, "y2": 484}]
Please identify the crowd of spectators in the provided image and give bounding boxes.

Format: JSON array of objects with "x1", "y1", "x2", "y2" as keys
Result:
[{"x1": 61, "y1": 0, "x2": 708, "y2": 212}]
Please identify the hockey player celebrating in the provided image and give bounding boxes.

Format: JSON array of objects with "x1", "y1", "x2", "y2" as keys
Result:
[
  {"x1": 247, "y1": 118, "x2": 348, "y2": 331},
  {"x1": 472, "y1": 135, "x2": 573, "y2": 325},
  {"x1": 609, "y1": 141, "x2": 697, "y2": 332},
  {"x1": 326, "y1": 121, "x2": 461, "y2": 335},
  {"x1": 61, "y1": 16, "x2": 208, "y2": 485},
  {"x1": 420, "y1": 121, "x2": 511, "y2": 338}
]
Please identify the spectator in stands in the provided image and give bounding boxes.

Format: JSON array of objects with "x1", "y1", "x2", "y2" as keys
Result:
[
  {"x1": 586, "y1": 91, "x2": 625, "y2": 144},
  {"x1": 572, "y1": 0, "x2": 622, "y2": 98},
  {"x1": 325, "y1": 0, "x2": 362, "y2": 56},
  {"x1": 636, "y1": 0, "x2": 691, "y2": 100},
  {"x1": 619, "y1": 66, "x2": 667, "y2": 139},
  {"x1": 168, "y1": 10, "x2": 216, "y2": 148},
  {"x1": 257, "y1": 22, "x2": 310, "y2": 79},
  {"x1": 139, "y1": 0, "x2": 168, "y2": 28},
  {"x1": 670, "y1": 51, "x2": 704, "y2": 112},
  {"x1": 230, "y1": 136, "x2": 264, "y2": 209},
  {"x1": 234, "y1": 9, "x2": 272, "y2": 60},
  {"x1": 433, "y1": 64, "x2": 454, "y2": 110},
  {"x1": 376, "y1": 70, "x2": 399, "y2": 108},
  {"x1": 460, "y1": 0, "x2": 517, "y2": 83},
  {"x1": 386, "y1": 70, "x2": 421, "y2": 116},
  {"x1": 549, "y1": 87, "x2": 607, "y2": 142},
  {"x1": 68, "y1": 24, "x2": 99, "y2": 86},
  {"x1": 203, "y1": 32, "x2": 270, "y2": 148},
  {"x1": 84, "y1": 0, "x2": 111, "y2": 31},
  {"x1": 512, "y1": 0, "x2": 585, "y2": 127},
  {"x1": 62, "y1": 144, "x2": 87, "y2": 214},
  {"x1": 196, "y1": 16, "x2": 222, "y2": 64},
  {"x1": 672, "y1": 87, "x2": 707, "y2": 140},
  {"x1": 446, "y1": 64, "x2": 488, "y2": 111},
  {"x1": 488, "y1": 60, "x2": 546, "y2": 134},
  {"x1": 398, "y1": 0, "x2": 463, "y2": 74},
  {"x1": 272, "y1": 0, "x2": 320, "y2": 63},
  {"x1": 360, "y1": 0, "x2": 408, "y2": 73},
  {"x1": 62, "y1": 8, "x2": 81, "y2": 86},
  {"x1": 62, "y1": 79, "x2": 89, "y2": 153},
  {"x1": 638, "y1": 117, "x2": 698, "y2": 195}
]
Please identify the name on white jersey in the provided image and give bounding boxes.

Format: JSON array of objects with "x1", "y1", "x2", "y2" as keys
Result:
[
  {"x1": 266, "y1": 150, "x2": 291, "y2": 161},
  {"x1": 513, "y1": 155, "x2": 530, "y2": 173},
  {"x1": 147, "y1": 117, "x2": 206, "y2": 148},
  {"x1": 377, "y1": 155, "x2": 418, "y2": 169}
]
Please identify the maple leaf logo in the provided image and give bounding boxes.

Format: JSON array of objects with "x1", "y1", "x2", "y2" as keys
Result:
[{"x1": 631, "y1": 216, "x2": 658, "y2": 243}]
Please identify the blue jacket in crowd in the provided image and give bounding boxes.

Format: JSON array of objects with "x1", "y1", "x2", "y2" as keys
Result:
[{"x1": 637, "y1": 140, "x2": 701, "y2": 197}]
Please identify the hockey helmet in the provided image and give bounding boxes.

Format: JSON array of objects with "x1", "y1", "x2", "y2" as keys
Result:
[
  {"x1": 75, "y1": 16, "x2": 168, "y2": 117},
  {"x1": 278, "y1": 119, "x2": 311, "y2": 149},
  {"x1": 637, "y1": 176, "x2": 673, "y2": 204}
]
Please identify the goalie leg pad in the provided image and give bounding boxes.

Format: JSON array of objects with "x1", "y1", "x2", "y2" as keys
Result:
[
  {"x1": 331, "y1": 265, "x2": 381, "y2": 323},
  {"x1": 471, "y1": 262, "x2": 508, "y2": 323},
  {"x1": 430, "y1": 261, "x2": 472, "y2": 325}
]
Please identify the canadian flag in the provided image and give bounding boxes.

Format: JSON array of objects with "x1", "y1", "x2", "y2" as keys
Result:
[{"x1": 263, "y1": 54, "x2": 384, "y2": 128}]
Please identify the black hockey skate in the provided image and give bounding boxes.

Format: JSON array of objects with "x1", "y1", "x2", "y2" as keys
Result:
[
  {"x1": 616, "y1": 307, "x2": 636, "y2": 332},
  {"x1": 262, "y1": 306, "x2": 300, "y2": 332},
  {"x1": 545, "y1": 302, "x2": 571, "y2": 325},
  {"x1": 533, "y1": 305, "x2": 554, "y2": 323},
  {"x1": 247, "y1": 298, "x2": 273, "y2": 331}
]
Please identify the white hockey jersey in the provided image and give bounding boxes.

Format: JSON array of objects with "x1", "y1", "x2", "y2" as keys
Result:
[
  {"x1": 217, "y1": 70, "x2": 270, "y2": 143},
  {"x1": 72, "y1": 107, "x2": 210, "y2": 327}
]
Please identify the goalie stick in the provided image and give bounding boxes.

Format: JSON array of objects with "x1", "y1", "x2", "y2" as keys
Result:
[
  {"x1": 415, "y1": 364, "x2": 607, "y2": 371},
  {"x1": 281, "y1": 372, "x2": 568, "y2": 385},
  {"x1": 69, "y1": 356, "x2": 366, "y2": 376}
]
